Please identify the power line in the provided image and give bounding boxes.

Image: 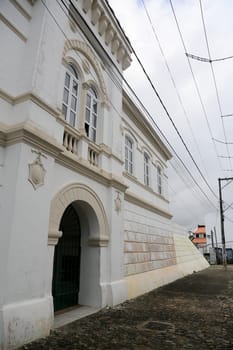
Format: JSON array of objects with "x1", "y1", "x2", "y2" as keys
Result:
[
  {"x1": 141, "y1": 0, "x2": 211, "y2": 182},
  {"x1": 41, "y1": 0, "x2": 218, "y2": 209},
  {"x1": 126, "y1": 22, "x2": 218, "y2": 201},
  {"x1": 213, "y1": 138, "x2": 233, "y2": 145},
  {"x1": 186, "y1": 52, "x2": 233, "y2": 63},
  {"x1": 169, "y1": 0, "x2": 223, "y2": 172},
  {"x1": 199, "y1": 0, "x2": 233, "y2": 171},
  {"x1": 170, "y1": 157, "x2": 216, "y2": 211}
]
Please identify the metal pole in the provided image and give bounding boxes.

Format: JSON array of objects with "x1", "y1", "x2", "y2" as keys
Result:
[
  {"x1": 218, "y1": 178, "x2": 227, "y2": 268},
  {"x1": 214, "y1": 226, "x2": 218, "y2": 248},
  {"x1": 213, "y1": 226, "x2": 219, "y2": 264},
  {"x1": 210, "y1": 229, "x2": 214, "y2": 248}
]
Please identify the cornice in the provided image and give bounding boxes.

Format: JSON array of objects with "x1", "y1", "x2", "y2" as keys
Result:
[
  {"x1": 9, "y1": 0, "x2": 32, "y2": 21},
  {"x1": 0, "y1": 121, "x2": 63, "y2": 158},
  {"x1": 123, "y1": 171, "x2": 169, "y2": 204},
  {"x1": 56, "y1": 152, "x2": 127, "y2": 192},
  {"x1": 0, "y1": 121, "x2": 128, "y2": 192},
  {"x1": 0, "y1": 13, "x2": 27, "y2": 42},
  {"x1": 0, "y1": 89, "x2": 60, "y2": 118},
  {"x1": 122, "y1": 90, "x2": 172, "y2": 161},
  {"x1": 72, "y1": 0, "x2": 132, "y2": 70},
  {"x1": 125, "y1": 191, "x2": 172, "y2": 220}
]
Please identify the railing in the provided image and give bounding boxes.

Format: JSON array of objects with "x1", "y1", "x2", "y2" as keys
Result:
[
  {"x1": 63, "y1": 129, "x2": 79, "y2": 155},
  {"x1": 88, "y1": 147, "x2": 99, "y2": 167},
  {"x1": 62, "y1": 125, "x2": 100, "y2": 167}
]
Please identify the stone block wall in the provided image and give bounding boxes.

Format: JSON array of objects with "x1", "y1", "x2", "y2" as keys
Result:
[
  {"x1": 123, "y1": 202, "x2": 209, "y2": 300},
  {"x1": 124, "y1": 232, "x2": 176, "y2": 276},
  {"x1": 124, "y1": 202, "x2": 177, "y2": 277}
]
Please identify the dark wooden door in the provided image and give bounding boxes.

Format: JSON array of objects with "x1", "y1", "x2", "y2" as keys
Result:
[{"x1": 52, "y1": 204, "x2": 81, "y2": 312}]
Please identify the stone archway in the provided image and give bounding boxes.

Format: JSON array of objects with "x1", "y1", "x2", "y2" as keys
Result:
[
  {"x1": 48, "y1": 183, "x2": 109, "y2": 308},
  {"x1": 48, "y1": 183, "x2": 109, "y2": 247}
]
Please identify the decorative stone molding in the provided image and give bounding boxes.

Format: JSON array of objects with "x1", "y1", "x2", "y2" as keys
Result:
[
  {"x1": 111, "y1": 36, "x2": 120, "y2": 55},
  {"x1": 98, "y1": 15, "x2": 108, "y2": 36},
  {"x1": 63, "y1": 39, "x2": 108, "y2": 103},
  {"x1": 114, "y1": 191, "x2": 121, "y2": 214},
  {"x1": 117, "y1": 46, "x2": 126, "y2": 63},
  {"x1": 0, "y1": 89, "x2": 60, "y2": 118},
  {"x1": 48, "y1": 183, "x2": 109, "y2": 246},
  {"x1": 82, "y1": 0, "x2": 93, "y2": 13},
  {"x1": 105, "y1": 26, "x2": 114, "y2": 45},
  {"x1": 125, "y1": 190, "x2": 172, "y2": 219},
  {"x1": 82, "y1": 59, "x2": 91, "y2": 74},
  {"x1": 0, "y1": 121, "x2": 63, "y2": 158},
  {"x1": 72, "y1": 0, "x2": 132, "y2": 70},
  {"x1": 123, "y1": 91, "x2": 172, "y2": 161},
  {"x1": 0, "y1": 13, "x2": 27, "y2": 42},
  {"x1": 91, "y1": 3, "x2": 102, "y2": 26},
  {"x1": 48, "y1": 230, "x2": 63, "y2": 246},
  {"x1": 28, "y1": 149, "x2": 47, "y2": 190}
]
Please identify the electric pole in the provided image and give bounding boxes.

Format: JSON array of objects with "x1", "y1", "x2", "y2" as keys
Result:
[
  {"x1": 218, "y1": 177, "x2": 233, "y2": 268},
  {"x1": 218, "y1": 178, "x2": 226, "y2": 267}
]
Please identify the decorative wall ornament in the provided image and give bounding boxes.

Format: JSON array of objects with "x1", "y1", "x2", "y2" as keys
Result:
[
  {"x1": 82, "y1": 59, "x2": 90, "y2": 74},
  {"x1": 63, "y1": 39, "x2": 108, "y2": 103},
  {"x1": 28, "y1": 149, "x2": 47, "y2": 190},
  {"x1": 114, "y1": 191, "x2": 121, "y2": 214}
]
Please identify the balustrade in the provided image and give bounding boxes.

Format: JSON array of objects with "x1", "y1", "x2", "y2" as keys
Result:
[
  {"x1": 88, "y1": 147, "x2": 99, "y2": 167},
  {"x1": 63, "y1": 130, "x2": 78, "y2": 155}
]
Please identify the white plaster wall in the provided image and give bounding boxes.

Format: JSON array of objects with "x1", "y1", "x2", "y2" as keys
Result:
[
  {"x1": 0, "y1": 142, "x2": 56, "y2": 348},
  {"x1": 0, "y1": 1, "x2": 46, "y2": 97}
]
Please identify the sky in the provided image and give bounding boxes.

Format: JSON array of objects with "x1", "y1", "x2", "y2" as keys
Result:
[{"x1": 108, "y1": 0, "x2": 233, "y2": 244}]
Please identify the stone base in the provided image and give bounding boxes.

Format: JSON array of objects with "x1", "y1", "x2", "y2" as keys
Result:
[
  {"x1": 0, "y1": 296, "x2": 53, "y2": 350},
  {"x1": 101, "y1": 279, "x2": 127, "y2": 306}
]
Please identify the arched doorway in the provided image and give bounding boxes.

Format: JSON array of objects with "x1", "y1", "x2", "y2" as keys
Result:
[
  {"x1": 48, "y1": 183, "x2": 109, "y2": 309},
  {"x1": 52, "y1": 204, "x2": 81, "y2": 312}
]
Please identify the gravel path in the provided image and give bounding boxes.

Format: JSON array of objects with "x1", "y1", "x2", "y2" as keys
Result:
[{"x1": 19, "y1": 266, "x2": 233, "y2": 350}]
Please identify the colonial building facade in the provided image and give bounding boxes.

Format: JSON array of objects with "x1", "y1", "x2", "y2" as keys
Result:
[{"x1": 0, "y1": 1, "x2": 208, "y2": 348}]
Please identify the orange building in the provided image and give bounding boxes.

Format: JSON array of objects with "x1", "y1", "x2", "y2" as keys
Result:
[{"x1": 192, "y1": 225, "x2": 207, "y2": 251}]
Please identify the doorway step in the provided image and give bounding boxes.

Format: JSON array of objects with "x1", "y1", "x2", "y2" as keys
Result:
[{"x1": 53, "y1": 305, "x2": 100, "y2": 329}]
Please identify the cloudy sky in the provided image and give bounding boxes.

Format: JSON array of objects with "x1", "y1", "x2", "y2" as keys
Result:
[{"x1": 108, "y1": 0, "x2": 233, "y2": 243}]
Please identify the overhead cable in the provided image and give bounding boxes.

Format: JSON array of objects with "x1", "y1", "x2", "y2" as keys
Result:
[
  {"x1": 169, "y1": 0, "x2": 222, "y2": 172},
  {"x1": 186, "y1": 52, "x2": 233, "y2": 63},
  {"x1": 141, "y1": 0, "x2": 211, "y2": 183},
  {"x1": 199, "y1": 0, "x2": 233, "y2": 171}
]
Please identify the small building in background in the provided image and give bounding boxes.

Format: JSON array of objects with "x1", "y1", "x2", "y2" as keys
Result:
[{"x1": 192, "y1": 225, "x2": 207, "y2": 253}]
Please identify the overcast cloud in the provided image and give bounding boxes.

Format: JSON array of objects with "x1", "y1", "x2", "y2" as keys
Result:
[{"x1": 108, "y1": 0, "x2": 233, "y2": 243}]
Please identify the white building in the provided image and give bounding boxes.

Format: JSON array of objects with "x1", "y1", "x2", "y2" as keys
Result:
[{"x1": 0, "y1": 1, "x2": 208, "y2": 348}]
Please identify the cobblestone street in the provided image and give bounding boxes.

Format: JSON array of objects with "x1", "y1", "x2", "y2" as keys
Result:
[{"x1": 20, "y1": 266, "x2": 233, "y2": 350}]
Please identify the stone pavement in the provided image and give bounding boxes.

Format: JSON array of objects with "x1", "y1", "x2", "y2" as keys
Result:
[{"x1": 19, "y1": 266, "x2": 233, "y2": 350}]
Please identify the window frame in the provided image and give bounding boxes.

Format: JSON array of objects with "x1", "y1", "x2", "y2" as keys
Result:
[
  {"x1": 62, "y1": 64, "x2": 79, "y2": 128},
  {"x1": 85, "y1": 86, "x2": 98, "y2": 143},
  {"x1": 157, "y1": 165, "x2": 162, "y2": 195},
  {"x1": 144, "y1": 152, "x2": 150, "y2": 186},
  {"x1": 125, "y1": 135, "x2": 133, "y2": 175}
]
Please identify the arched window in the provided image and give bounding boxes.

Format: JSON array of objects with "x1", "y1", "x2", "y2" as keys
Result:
[
  {"x1": 157, "y1": 166, "x2": 162, "y2": 195},
  {"x1": 144, "y1": 152, "x2": 150, "y2": 186},
  {"x1": 62, "y1": 64, "x2": 79, "y2": 127},
  {"x1": 85, "y1": 87, "x2": 98, "y2": 143},
  {"x1": 125, "y1": 135, "x2": 133, "y2": 175}
]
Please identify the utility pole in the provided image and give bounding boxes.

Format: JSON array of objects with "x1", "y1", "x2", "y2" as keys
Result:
[
  {"x1": 218, "y1": 177, "x2": 233, "y2": 268},
  {"x1": 214, "y1": 226, "x2": 218, "y2": 248},
  {"x1": 218, "y1": 178, "x2": 227, "y2": 267},
  {"x1": 210, "y1": 229, "x2": 214, "y2": 248}
]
